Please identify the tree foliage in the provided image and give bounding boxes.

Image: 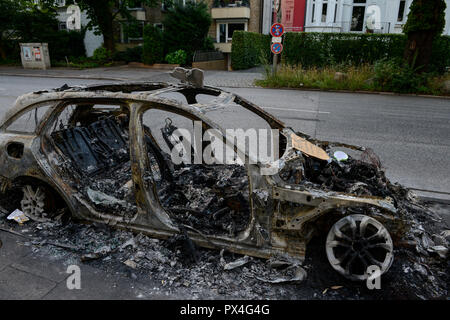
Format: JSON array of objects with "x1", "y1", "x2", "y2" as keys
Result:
[
  {"x1": 403, "y1": 0, "x2": 446, "y2": 35},
  {"x1": 0, "y1": 0, "x2": 58, "y2": 42},
  {"x1": 66, "y1": 0, "x2": 158, "y2": 52},
  {"x1": 403, "y1": 0, "x2": 447, "y2": 72},
  {"x1": 143, "y1": 24, "x2": 163, "y2": 65},
  {"x1": 162, "y1": 1, "x2": 212, "y2": 63}
]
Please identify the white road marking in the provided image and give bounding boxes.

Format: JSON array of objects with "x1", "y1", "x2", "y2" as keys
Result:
[{"x1": 262, "y1": 106, "x2": 330, "y2": 114}]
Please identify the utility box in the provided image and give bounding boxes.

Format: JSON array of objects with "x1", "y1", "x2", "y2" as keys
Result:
[{"x1": 20, "y1": 43, "x2": 51, "y2": 70}]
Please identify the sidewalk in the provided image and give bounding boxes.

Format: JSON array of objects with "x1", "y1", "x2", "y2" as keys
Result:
[
  {"x1": 0, "y1": 229, "x2": 171, "y2": 299},
  {"x1": 0, "y1": 65, "x2": 264, "y2": 88}
]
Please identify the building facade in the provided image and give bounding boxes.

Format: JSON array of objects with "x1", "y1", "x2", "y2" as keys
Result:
[
  {"x1": 55, "y1": 0, "x2": 103, "y2": 57},
  {"x1": 302, "y1": 0, "x2": 450, "y2": 35}
]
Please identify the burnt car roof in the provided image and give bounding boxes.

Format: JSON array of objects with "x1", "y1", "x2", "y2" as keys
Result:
[{"x1": 1, "y1": 82, "x2": 285, "y2": 131}]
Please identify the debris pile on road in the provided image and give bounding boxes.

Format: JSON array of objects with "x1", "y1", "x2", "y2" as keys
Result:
[
  {"x1": 154, "y1": 164, "x2": 251, "y2": 236},
  {"x1": 0, "y1": 212, "x2": 310, "y2": 298},
  {"x1": 0, "y1": 189, "x2": 448, "y2": 299},
  {"x1": 280, "y1": 148, "x2": 394, "y2": 198}
]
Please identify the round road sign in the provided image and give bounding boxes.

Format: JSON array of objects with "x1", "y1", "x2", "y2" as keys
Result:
[
  {"x1": 270, "y1": 23, "x2": 284, "y2": 37},
  {"x1": 271, "y1": 42, "x2": 283, "y2": 54}
]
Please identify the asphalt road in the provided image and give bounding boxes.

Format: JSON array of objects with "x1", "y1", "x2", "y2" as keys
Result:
[
  {"x1": 229, "y1": 88, "x2": 450, "y2": 201},
  {"x1": 0, "y1": 75, "x2": 449, "y2": 201}
]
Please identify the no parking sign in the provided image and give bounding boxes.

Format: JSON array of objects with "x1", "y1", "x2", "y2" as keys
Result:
[
  {"x1": 271, "y1": 43, "x2": 283, "y2": 55},
  {"x1": 270, "y1": 23, "x2": 284, "y2": 37}
]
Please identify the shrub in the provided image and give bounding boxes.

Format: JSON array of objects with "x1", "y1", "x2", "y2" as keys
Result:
[
  {"x1": 46, "y1": 30, "x2": 86, "y2": 61},
  {"x1": 257, "y1": 62, "x2": 447, "y2": 95},
  {"x1": 165, "y1": 50, "x2": 187, "y2": 65},
  {"x1": 282, "y1": 32, "x2": 449, "y2": 74},
  {"x1": 163, "y1": 2, "x2": 212, "y2": 63},
  {"x1": 203, "y1": 37, "x2": 215, "y2": 51},
  {"x1": 373, "y1": 58, "x2": 429, "y2": 93},
  {"x1": 142, "y1": 25, "x2": 163, "y2": 65},
  {"x1": 92, "y1": 46, "x2": 112, "y2": 63},
  {"x1": 113, "y1": 46, "x2": 143, "y2": 63},
  {"x1": 231, "y1": 31, "x2": 271, "y2": 70}
]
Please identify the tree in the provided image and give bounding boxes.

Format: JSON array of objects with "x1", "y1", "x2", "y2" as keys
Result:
[
  {"x1": 0, "y1": 0, "x2": 58, "y2": 60},
  {"x1": 403, "y1": 0, "x2": 446, "y2": 72},
  {"x1": 0, "y1": 0, "x2": 20, "y2": 59},
  {"x1": 163, "y1": 1, "x2": 212, "y2": 62},
  {"x1": 66, "y1": 0, "x2": 158, "y2": 52}
]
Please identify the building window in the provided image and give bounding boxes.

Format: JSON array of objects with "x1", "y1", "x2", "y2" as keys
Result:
[
  {"x1": 58, "y1": 22, "x2": 67, "y2": 31},
  {"x1": 321, "y1": 1, "x2": 328, "y2": 23},
  {"x1": 351, "y1": 0, "x2": 366, "y2": 31},
  {"x1": 217, "y1": 22, "x2": 246, "y2": 43},
  {"x1": 228, "y1": 23, "x2": 245, "y2": 40},
  {"x1": 397, "y1": 0, "x2": 406, "y2": 22},
  {"x1": 286, "y1": 10, "x2": 291, "y2": 23},
  {"x1": 219, "y1": 24, "x2": 226, "y2": 43},
  {"x1": 127, "y1": 1, "x2": 143, "y2": 9},
  {"x1": 311, "y1": 0, "x2": 316, "y2": 23},
  {"x1": 154, "y1": 23, "x2": 163, "y2": 31},
  {"x1": 120, "y1": 21, "x2": 145, "y2": 43},
  {"x1": 334, "y1": 2, "x2": 338, "y2": 23}
]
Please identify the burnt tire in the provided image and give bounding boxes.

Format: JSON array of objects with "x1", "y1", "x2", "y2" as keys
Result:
[{"x1": 325, "y1": 214, "x2": 394, "y2": 281}]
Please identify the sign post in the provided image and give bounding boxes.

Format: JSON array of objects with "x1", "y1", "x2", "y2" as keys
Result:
[{"x1": 270, "y1": 23, "x2": 284, "y2": 75}]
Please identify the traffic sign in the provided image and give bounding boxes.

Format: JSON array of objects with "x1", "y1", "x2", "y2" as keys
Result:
[
  {"x1": 270, "y1": 23, "x2": 284, "y2": 37},
  {"x1": 271, "y1": 43, "x2": 283, "y2": 54},
  {"x1": 272, "y1": 37, "x2": 282, "y2": 43}
]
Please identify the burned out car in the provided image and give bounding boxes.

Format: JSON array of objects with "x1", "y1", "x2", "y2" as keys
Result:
[{"x1": 0, "y1": 79, "x2": 408, "y2": 281}]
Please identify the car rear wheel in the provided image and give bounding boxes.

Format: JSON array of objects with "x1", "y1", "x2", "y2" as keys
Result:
[
  {"x1": 21, "y1": 185, "x2": 55, "y2": 222},
  {"x1": 325, "y1": 214, "x2": 394, "y2": 281}
]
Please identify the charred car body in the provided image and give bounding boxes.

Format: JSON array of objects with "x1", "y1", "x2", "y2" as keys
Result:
[{"x1": 0, "y1": 79, "x2": 407, "y2": 281}]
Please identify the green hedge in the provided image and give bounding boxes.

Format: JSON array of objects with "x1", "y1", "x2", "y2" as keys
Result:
[
  {"x1": 282, "y1": 32, "x2": 450, "y2": 73},
  {"x1": 231, "y1": 31, "x2": 271, "y2": 70}
]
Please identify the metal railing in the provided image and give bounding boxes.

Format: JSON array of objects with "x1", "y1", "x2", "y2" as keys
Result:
[
  {"x1": 193, "y1": 50, "x2": 225, "y2": 62},
  {"x1": 303, "y1": 21, "x2": 396, "y2": 33},
  {"x1": 212, "y1": 0, "x2": 250, "y2": 8}
]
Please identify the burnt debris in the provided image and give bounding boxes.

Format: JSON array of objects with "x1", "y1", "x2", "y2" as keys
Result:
[{"x1": 154, "y1": 164, "x2": 251, "y2": 236}]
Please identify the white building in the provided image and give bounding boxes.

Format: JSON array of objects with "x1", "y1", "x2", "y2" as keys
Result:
[
  {"x1": 55, "y1": 0, "x2": 103, "y2": 57},
  {"x1": 304, "y1": 0, "x2": 450, "y2": 35}
]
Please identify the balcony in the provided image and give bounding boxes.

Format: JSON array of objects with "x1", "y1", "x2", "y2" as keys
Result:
[
  {"x1": 211, "y1": 0, "x2": 250, "y2": 20},
  {"x1": 130, "y1": 9, "x2": 146, "y2": 21}
]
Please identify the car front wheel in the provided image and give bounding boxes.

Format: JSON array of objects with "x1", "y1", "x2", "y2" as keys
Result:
[{"x1": 325, "y1": 214, "x2": 394, "y2": 281}]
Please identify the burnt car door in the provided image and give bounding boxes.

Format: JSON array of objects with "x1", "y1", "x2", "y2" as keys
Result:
[{"x1": 0, "y1": 102, "x2": 54, "y2": 182}]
